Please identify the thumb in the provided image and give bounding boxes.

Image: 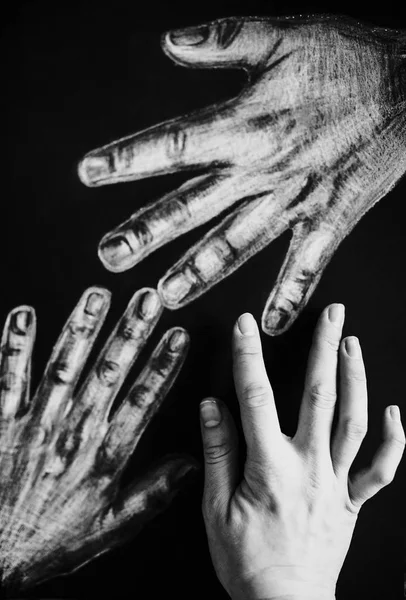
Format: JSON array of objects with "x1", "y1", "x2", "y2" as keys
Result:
[
  {"x1": 200, "y1": 397, "x2": 238, "y2": 517},
  {"x1": 99, "y1": 456, "x2": 199, "y2": 542},
  {"x1": 162, "y1": 17, "x2": 280, "y2": 70},
  {"x1": 52, "y1": 457, "x2": 199, "y2": 582}
]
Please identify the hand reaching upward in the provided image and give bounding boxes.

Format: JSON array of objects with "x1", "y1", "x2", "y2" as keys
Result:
[
  {"x1": 79, "y1": 15, "x2": 406, "y2": 334},
  {"x1": 0, "y1": 287, "x2": 196, "y2": 594}
]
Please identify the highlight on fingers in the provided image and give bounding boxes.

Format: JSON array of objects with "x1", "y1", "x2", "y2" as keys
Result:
[
  {"x1": 232, "y1": 311, "x2": 282, "y2": 461},
  {"x1": 100, "y1": 326, "x2": 190, "y2": 471},
  {"x1": 330, "y1": 335, "x2": 368, "y2": 476},
  {"x1": 0, "y1": 305, "x2": 36, "y2": 419},
  {"x1": 70, "y1": 288, "x2": 163, "y2": 429},
  {"x1": 295, "y1": 303, "x2": 345, "y2": 451},
  {"x1": 162, "y1": 17, "x2": 281, "y2": 70}
]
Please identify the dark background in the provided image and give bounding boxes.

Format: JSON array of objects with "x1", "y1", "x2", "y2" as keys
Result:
[{"x1": 1, "y1": 1, "x2": 406, "y2": 598}]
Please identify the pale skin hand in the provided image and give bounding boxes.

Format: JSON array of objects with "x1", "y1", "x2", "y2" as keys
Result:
[
  {"x1": 78, "y1": 15, "x2": 406, "y2": 335},
  {"x1": 199, "y1": 305, "x2": 405, "y2": 600},
  {"x1": 0, "y1": 286, "x2": 197, "y2": 594}
]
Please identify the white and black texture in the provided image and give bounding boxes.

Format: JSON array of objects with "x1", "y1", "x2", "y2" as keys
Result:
[
  {"x1": 78, "y1": 14, "x2": 406, "y2": 335},
  {"x1": 0, "y1": 287, "x2": 196, "y2": 594}
]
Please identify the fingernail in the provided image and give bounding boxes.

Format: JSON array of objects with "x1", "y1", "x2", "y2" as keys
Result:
[
  {"x1": 100, "y1": 234, "x2": 133, "y2": 269},
  {"x1": 263, "y1": 306, "x2": 290, "y2": 336},
  {"x1": 200, "y1": 399, "x2": 222, "y2": 427},
  {"x1": 169, "y1": 25, "x2": 209, "y2": 46},
  {"x1": 139, "y1": 290, "x2": 161, "y2": 319},
  {"x1": 172, "y1": 462, "x2": 198, "y2": 485},
  {"x1": 390, "y1": 405, "x2": 401, "y2": 421},
  {"x1": 328, "y1": 303, "x2": 344, "y2": 324},
  {"x1": 78, "y1": 154, "x2": 111, "y2": 185},
  {"x1": 237, "y1": 313, "x2": 256, "y2": 336},
  {"x1": 11, "y1": 310, "x2": 32, "y2": 334},
  {"x1": 85, "y1": 292, "x2": 106, "y2": 316},
  {"x1": 160, "y1": 270, "x2": 196, "y2": 307},
  {"x1": 344, "y1": 337, "x2": 360, "y2": 358},
  {"x1": 168, "y1": 329, "x2": 188, "y2": 351}
]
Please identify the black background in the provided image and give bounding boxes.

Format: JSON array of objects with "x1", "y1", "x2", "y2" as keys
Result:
[{"x1": 1, "y1": 1, "x2": 406, "y2": 598}]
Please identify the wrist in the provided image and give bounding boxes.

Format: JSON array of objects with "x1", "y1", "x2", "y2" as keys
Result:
[{"x1": 228, "y1": 575, "x2": 336, "y2": 600}]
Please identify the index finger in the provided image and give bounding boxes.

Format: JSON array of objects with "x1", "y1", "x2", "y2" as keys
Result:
[
  {"x1": 232, "y1": 313, "x2": 282, "y2": 462},
  {"x1": 78, "y1": 102, "x2": 236, "y2": 187}
]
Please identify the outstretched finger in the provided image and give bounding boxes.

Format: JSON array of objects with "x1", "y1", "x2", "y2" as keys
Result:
[
  {"x1": 295, "y1": 302, "x2": 344, "y2": 454},
  {"x1": 349, "y1": 405, "x2": 405, "y2": 509},
  {"x1": 98, "y1": 173, "x2": 251, "y2": 273},
  {"x1": 157, "y1": 175, "x2": 307, "y2": 309},
  {"x1": 73, "y1": 288, "x2": 163, "y2": 428},
  {"x1": 33, "y1": 287, "x2": 111, "y2": 431},
  {"x1": 78, "y1": 100, "x2": 237, "y2": 187},
  {"x1": 261, "y1": 220, "x2": 340, "y2": 336},
  {"x1": 200, "y1": 397, "x2": 239, "y2": 517},
  {"x1": 331, "y1": 337, "x2": 368, "y2": 477},
  {"x1": 0, "y1": 306, "x2": 36, "y2": 419},
  {"x1": 232, "y1": 313, "x2": 282, "y2": 463},
  {"x1": 98, "y1": 327, "x2": 189, "y2": 475},
  {"x1": 162, "y1": 17, "x2": 282, "y2": 70}
]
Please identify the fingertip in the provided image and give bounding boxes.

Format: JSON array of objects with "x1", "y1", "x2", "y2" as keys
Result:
[
  {"x1": 326, "y1": 303, "x2": 345, "y2": 325},
  {"x1": 200, "y1": 397, "x2": 222, "y2": 428},
  {"x1": 77, "y1": 155, "x2": 94, "y2": 187},
  {"x1": 261, "y1": 304, "x2": 291, "y2": 336},
  {"x1": 77, "y1": 153, "x2": 109, "y2": 187},
  {"x1": 388, "y1": 404, "x2": 401, "y2": 422},
  {"x1": 134, "y1": 288, "x2": 162, "y2": 320},
  {"x1": 236, "y1": 312, "x2": 257, "y2": 337},
  {"x1": 82, "y1": 286, "x2": 111, "y2": 316},
  {"x1": 6, "y1": 305, "x2": 37, "y2": 336},
  {"x1": 342, "y1": 336, "x2": 361, "y2": 358},
  {"x1": 166, "y1": 327, "x2": 190, "y2": 352}
]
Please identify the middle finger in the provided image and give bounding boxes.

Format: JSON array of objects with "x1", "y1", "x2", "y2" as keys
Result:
[{"x1": 294, "y1": 303, "x2": 344, "y2": 452}]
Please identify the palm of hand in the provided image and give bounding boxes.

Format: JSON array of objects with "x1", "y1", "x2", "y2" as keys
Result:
[
  {"x1": 215, "y1": 443, "x2": 357, "y2": 598},
  {"x1": 0, "y1": 288, "x2": 195, "y2": 593},
  {"x1": 79, "y1": 15, "x2": 406, "y2": 335}
]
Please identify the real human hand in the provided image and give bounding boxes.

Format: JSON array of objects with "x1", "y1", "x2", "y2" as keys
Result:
[
  {"x1": 0, "y1": 287, "x2": 196, "y2": 594},
  {"x1": 78, "y1": 15, "x2": 406, "y2": 335},
  {"x1": 199, "y1": 305, "x2": 405, "y2": 600}
]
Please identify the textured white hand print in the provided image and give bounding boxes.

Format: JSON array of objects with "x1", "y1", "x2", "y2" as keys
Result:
[
  {"x1": 0, "y1": 287, "x2": 196, "y2": 593},
  {"x1": 79, "y1": 15, "x2": 406, "y2": 334}
]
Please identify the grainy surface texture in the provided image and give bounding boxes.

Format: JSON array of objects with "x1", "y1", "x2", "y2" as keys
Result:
[
  {"x1": 79, "y1": 13, "x2": 406, "y2": 336},
  {"x1": 0, "y1": 287, "x2": 196, "y2": 595},
  {"x1": 1, "y1": 1, "x2": 406, "y2": 599}
]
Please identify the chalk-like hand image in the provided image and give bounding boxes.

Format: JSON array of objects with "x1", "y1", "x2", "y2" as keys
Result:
[
  {"x1": 0, "y1": 287, "x2": 195, "y2": 593},
  {"x1": 79, "y1": 15, "x2": 406, "y2": 335}
]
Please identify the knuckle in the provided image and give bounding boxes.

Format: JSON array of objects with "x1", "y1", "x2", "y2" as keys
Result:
[
  {"x1": 118, "y1": 321, "x2": 139, "y2": 342},
  {"x1": 0, "y1": 372, "x2": 17, "y2": 392},
  {"x1": 341, "y1": 418, "x2": 367, "y2": 442},
  {"x1": 128, "y1": 384, "x2": 151, "y2": 409},
  {"x1": 166, "y1": 126, "x2": 187, "y2": 161},
  {"x1": 68, "y1": 321, "x2": 95, "y2": 338},
  {"x1": 307, "y1": 383, "x2": 336, "y2": 410},
  {"x1": 317, "y1": 333, "x2": 340, "y2": 353},
  {"x1": 204, "y1": 442, "x2": 233, "y2": 465},
  {"x1": 389, "y1": 433, "x2": 406, "y2": 452},
  {"x1": 51, "y1": 359, "x2": 75, "y2": 384},
  {"x1": 343, "y1": 367, "x2": 366, "y2": 384},
  {"x1": 242, "y1": 383, "x2": 270, "y2": 408},
  {"x1": 372, "y1": 468, "x2": 394, "y2": 488},
  {"x1": 97, "y1": 359, "x2": 121, "y2": 386},
  {"x1": 234, "y1": 344, "x2": 261, "y2": 361},
  {"x1": 216, "y1": 17, "x2": 243, "y2": 49}
]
